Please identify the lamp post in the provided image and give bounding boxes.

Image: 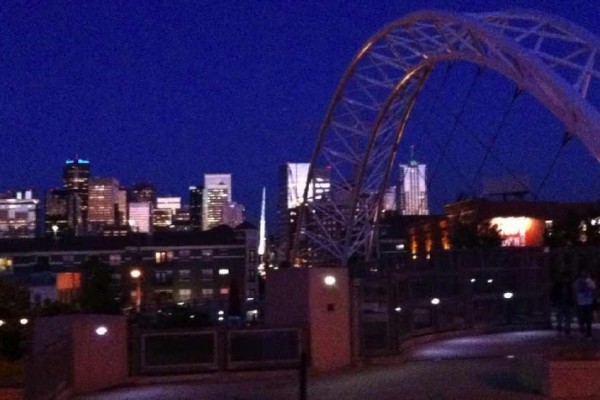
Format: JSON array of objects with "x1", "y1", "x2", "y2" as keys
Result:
[
  {"x1": 51, "y1": 224, "x2": 59, "y2": 239},
  {"x1": 130, "y1": 268, "x2": 142, "y2": 312}
]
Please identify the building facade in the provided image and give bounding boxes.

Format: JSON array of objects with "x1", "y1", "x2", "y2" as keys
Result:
[
  {"x1": 128, "y1": 202, "x2": 153, "y2": 233},
  {"x1": 63, "y1": 158, "x2": 90, "y2": 232},
  {"x1": 87, "y1": 177, "x2": 120, "y2": 232},
  {"x1": 202, "y1": 174, "x2": 232, "y2": 230},
  {"x1": 189, "y1": 185, "x2": 203, "y2": 230},
  {"x1": 399, "y1": 159, "x2": 429, "y2": 216},
  {"x1": 0, "y1": 190, "x2": 40, "y2": 238},
  {"x1": 222, "y1": 202, "x2": 245, "y2": 228},
  {"x1": 45, "y1": 188, "x2": 81, "y2": 237},
  {"x1": 0, "y1": 226, "x2": 261, "y2": 322}
]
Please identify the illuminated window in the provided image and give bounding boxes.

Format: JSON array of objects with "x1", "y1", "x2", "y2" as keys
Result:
[
  {"x1": 220, "y1": 287, "x2": 229, "y2": 295},
  {"x1": 201, "y1": 249, "x2": 213, "y2": 257},
  {"x1": 201, "y1": 288, "x2": 214, "y2": 299},
  {"x1": 155, "y1": 251, "x2": 173, "y2": 263},
  {"x1": 218, "y1": 268, "x2": 229, "y2": 275},
  {"x1": 0, "y1": 257, "x2": 13, "y2": 273},
  {"x1": 178, "y1": 289, "x2": 191, "y2": 301}
]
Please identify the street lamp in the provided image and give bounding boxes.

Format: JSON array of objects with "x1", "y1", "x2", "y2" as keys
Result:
[
  {"x1": 130, "y1": 268, "x2": 142, "y2": 312},
  {"x1": 51, "y1": 224, "x2": 59, "y2": 239}
]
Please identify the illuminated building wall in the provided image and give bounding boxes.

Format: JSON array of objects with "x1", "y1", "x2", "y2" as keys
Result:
[
  {"x1": 277, "y1": 163, "x2": 331, "y2": 257},
  {"x1": 399, "y1": 159, "x2": 429, "y2": 216},
  {"x1": 63, "y1": 158, "x2": 90, "y2": 229},
  {"x1": 45, "y1": 188, "x2": 81, "y2": 236},
  {"x1": 157, "y1": 196, "x2": 181, "y2": 214},
  {"x1": 87, "y1": 177, "x2": 120, "y2": 230},
  {"x1": 382, "y1": 186, "x2": 397, "y2": 213},
  {"x1": 202, "y1": 174, "x2": 232, "y2": 230},
  {"x1": 0, "y1": 190, "x2": 39, "y2": 238},
  {"x1": 128, "y1": 202, "x2": 152, "y2": 233},
  {"x1": 489, "y1": 216, "x2": 545, "y2": 247},
  {"x1": 222, "y1": 202, "x2": 245, "y2": 228}
]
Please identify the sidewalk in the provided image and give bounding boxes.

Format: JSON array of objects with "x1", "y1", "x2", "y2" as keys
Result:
[{"x1": 77, "y1": 330, "x2": 600, "y2": 400}]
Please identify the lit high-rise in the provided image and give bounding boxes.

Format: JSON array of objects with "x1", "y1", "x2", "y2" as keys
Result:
[
  {"x1": 222, "y1": 202, "x2": 245, "y2": 228},
  {"x1": 399, "y1": 157, "x2": 429, "y2": 216},
  {"x1": 202, "y1": 174, "x2": 231, "y2": 230},
  {"x1": 87, "y1": 177, "x2": 120, "y2": 231},
  {"x1": 0, "y1": 190, "x2": 40, "y2": 238},
  {"x1": 63, "y1": 157, "x2": 90, "y2": 230},
  {"x1": 189, "y1": 185, "x2": 203, "y2": 230},
  {"x1": 278, "y1": 163, "x2": 331, "y2": 257}
]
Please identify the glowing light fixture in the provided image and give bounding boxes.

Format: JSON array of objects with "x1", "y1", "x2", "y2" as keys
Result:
[
  {"x1": 0, "y1": 319, "x2": 5, "y2": 327},
  {"x1": 95, "y1": 326, "x2": 108, "y2": 336},
  {"x1": 19, "y1": 318, "x2": 29, "y2": 325},
  {"x1": 487, "y1": 278, "x2": 493, "y2": 284},
  {"x1": 503, "y1": 292, "x2": 514, "y2": 299},
  {"x1": 431, "y1": 298, "x2": 440, "y2": 305},
  {"x1": 470, "y1": 278, "x2": 476, "y2": 283},
  {"x1": 130, "y1": 269, "x2": 142, "y2": 279},
  {"x1": 324, "y1": 275, "x2": 336, "y2": 286},
  {"x1": 394, "y1": 307, "x2": 402, "y2": 312}
]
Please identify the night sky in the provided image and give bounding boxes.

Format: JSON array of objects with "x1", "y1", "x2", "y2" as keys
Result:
[{"x1": 1, "y1": 1, "x2": 599, "y2": 230}]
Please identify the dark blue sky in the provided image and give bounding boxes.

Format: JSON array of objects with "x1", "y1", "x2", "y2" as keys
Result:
[{"x1": 1, "y1": 1, "x2": 599, "y2": 230}]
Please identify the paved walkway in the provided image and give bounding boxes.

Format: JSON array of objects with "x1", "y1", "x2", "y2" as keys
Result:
[{"x1": 78, "y1": 330, "x2": 600, "y2": 400}]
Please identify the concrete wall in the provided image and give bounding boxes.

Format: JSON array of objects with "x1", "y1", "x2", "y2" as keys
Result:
[
  {"x1": 308, "y1": 268, "x2": 351, "y2": 371},
  {"x1": 265, "y1": 268, "x2": 309, "y2": 327},
  {"x1": 265, "y1": 268, "x2": 351, "y2": 371},
  {"x1": 71, "y1": 315, "x2": 128, "y2": 393},
  {"x1": 27, "y1": 315, "x2": 128, "y2": 399}
]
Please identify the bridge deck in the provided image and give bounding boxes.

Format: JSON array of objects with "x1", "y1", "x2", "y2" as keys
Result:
[{"x1": 77, "y1": 329, "x2": 600, "y2": 400}]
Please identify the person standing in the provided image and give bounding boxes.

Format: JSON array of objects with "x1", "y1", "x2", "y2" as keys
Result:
[
  {"x1": 551, "y1": 272, "x2": 574, "y2": 336},
  {"x1": 573, "y1": 269, "x2": 597, "y2": 339}
]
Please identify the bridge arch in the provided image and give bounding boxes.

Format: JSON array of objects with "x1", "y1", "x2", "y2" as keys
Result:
[{"x1": 295, "y1": 9, "x2": 600, "y2": 266}]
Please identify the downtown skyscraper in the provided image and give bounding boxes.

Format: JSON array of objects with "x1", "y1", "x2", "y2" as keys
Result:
[
  {"x1": 399, "y1": 156, "x2": 429, "y2": 216},
  {"x1": 63, "y1": 157, "x2": 90, "y2": 232},
  {"x1": 202, "y1": 174, "x2": 232, "y2": 230}
]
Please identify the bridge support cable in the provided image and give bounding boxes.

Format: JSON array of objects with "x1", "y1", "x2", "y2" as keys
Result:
[
  {"x1": 425, "y1": 66, "x2": 484, "y2": 195},
  {"x1": 468, "y1": 86, "x2": 523, "y2": 192},
  {"x1": 534, "y1": 131, "x2": 573, "y2": 199},
  {"x1": 295, "y1": 10, "x2": 600, "y2": 267}
]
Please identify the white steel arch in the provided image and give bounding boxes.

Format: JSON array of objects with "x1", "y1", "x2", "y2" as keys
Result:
[{"x1": 294, "y1": 9, "x2": 600, "y2": 267}]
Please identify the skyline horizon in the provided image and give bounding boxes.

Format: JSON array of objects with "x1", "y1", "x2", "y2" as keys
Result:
[{"x1": 2, "y1": 2, "x2": 600, "y2": 232}]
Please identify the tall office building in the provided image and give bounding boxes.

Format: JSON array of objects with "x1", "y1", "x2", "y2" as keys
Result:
[
  {"x1": 63, "y1": 157, "x2": 90, "y2": 231},
  {"x1": 156, "y1": 197, "x2": 181, "y2": 215},
  {"x1": 277, "y1": 163, "x2": 331, "y2": 261},
  {"x1": 382, "y1": 186, "x2": 397, "y2": 213},
  {"x1": 189, "y1": 185, "x2": 203, "y2": 230},
  {"x1": 399, "y1": 158, "x2": 429, "y2": 215},
  {"x1": 45, "y1": 188, "x2": 81, "y2": 236},
  {"x1": 202, "y1": 174, "x2": 232, "y2": 230},
  {"x1": 0, "y1": 190, "x2": 40, "y2": 238},
  {"x1": 128, "y1": 183, "x2": 156, "y2": 204},
  {"x1": 87, "y1": 177, "x2": 120, "y2": 232},
  {"x1": 128, "y1": 202, "x2": 152, "y2": 233},
  {"x1": 117, "y1": 187, "x2": 128, "y2": 225},
  {"x1": 222, "y1": 202, "x2": 245, "y2": 228}
]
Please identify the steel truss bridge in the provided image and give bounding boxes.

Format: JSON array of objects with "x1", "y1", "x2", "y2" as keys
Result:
[{"x1": 294, "y1": 9, "x2": 600, "y2": 267}]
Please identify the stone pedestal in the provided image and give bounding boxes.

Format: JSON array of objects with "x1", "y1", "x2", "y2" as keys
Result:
[{"x1": 266, "y1": 268, "x2": 351, "y2": 371}]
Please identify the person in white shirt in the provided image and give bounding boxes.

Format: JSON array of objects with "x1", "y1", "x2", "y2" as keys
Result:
[{"x1": 573, "y1": 269, "x2": 597, "y2": 339}]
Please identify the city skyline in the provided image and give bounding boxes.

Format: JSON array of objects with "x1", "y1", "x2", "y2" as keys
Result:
[{"x1": 2, "y1": 1, "x2": 600, "y2": 232}]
